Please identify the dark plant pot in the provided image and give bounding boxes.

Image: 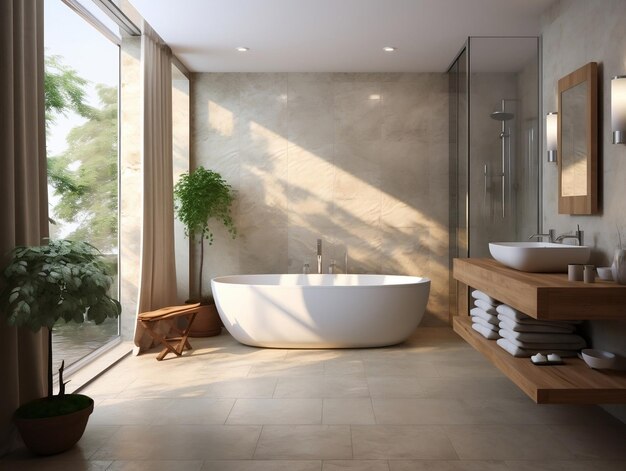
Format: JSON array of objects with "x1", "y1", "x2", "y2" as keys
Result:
[
  {"x1": 187, "y1": 302, "x2": 222, "y2": 337},
  {"x1": 14, "y1": 395, "x2": 94, "y2": 456}
]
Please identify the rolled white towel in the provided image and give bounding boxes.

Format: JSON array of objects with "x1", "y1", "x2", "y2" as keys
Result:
[
  {"x1": 472, "y1": 316, "x2": 499, "y2": 332},
  {"x1": 496, "y1": 304, "x2": 532, "y2": 322},
  {"x1": 499, "y1": 329, "x2": 586, "y2": 350},
  {"x1": 470, "y1": 307, "x2": 499, "y2": 326},
  {"x1": 496, "y1": 338, "x2": 579, "y2": 358},
  {"x1": 474, "y1": 299, "x2": 499, "y2": 316},
  {"x1": 498, "y1": 317, "x2": 575, "y2": 334},
  {"x1": 471, "y1": 290, "x2": 499, "y2": 306},
  {"x1": 472, "y1": 323, "x2": 500, "y2": 340},
  {"x1": 499, "y1": 328, "x2": 585, "y2": 344}
]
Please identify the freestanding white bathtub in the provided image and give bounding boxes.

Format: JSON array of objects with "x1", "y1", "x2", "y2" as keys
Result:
[{"x1": 211, "y1": 274, "x2": 430, "y2": 348}]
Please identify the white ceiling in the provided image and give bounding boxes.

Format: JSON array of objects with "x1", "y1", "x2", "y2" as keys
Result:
[{"x1": 129, "y1": 0, "x2": 555, "y2": 73}]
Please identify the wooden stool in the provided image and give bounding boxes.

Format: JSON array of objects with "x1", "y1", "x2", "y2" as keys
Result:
[{"x1": 138, "y1": 303, "x2": 207, "y2": 360}]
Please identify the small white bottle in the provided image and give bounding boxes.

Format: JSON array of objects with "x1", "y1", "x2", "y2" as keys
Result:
[
  {"x1": 328, "y1": 260, "x2": 337, "y2": 274},
  {"x1": 303, "y1": 263, "x2": 310, "y2": 274}
]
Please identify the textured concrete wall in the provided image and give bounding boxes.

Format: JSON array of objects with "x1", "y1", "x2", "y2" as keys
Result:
[
  {"x1": 191, "y1": 73, "x2": 449, "y2": 323},
  {"x1": 542, "y1": 0, "x2": 626, "y2": 421}
]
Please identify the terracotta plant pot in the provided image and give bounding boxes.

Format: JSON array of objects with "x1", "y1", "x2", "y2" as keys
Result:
[
  {"x1": 14, "y1": 395, "x2": 94, "y2": 455},
  {"x1": 188, "y1": 303, "x2": 222, "y2": 337}
]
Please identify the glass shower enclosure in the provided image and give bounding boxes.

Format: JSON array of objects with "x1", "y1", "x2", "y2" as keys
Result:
[{"x1": 448, "y1": 37, "x2": 541, "y2": 316}]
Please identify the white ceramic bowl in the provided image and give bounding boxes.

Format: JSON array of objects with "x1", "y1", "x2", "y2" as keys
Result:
[
  {"x1": 597, "y1": 267, "x2": 613, "y2": 281},
  {"x1": 581, "y1": 349, "x2": 617, "y2": 370}
]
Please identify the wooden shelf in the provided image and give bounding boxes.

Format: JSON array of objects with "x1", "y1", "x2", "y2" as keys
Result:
[
  {"x1": 453, "y1": 258, "x2": 626, "y2": 320},
  {"x1": 453, "y1": 316, "x2": 626, "y2": 404}
]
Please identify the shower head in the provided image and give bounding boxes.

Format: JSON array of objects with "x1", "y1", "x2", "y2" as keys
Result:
[{"x1": 490, "y1": 111, "x2": 515, "y2": 121}]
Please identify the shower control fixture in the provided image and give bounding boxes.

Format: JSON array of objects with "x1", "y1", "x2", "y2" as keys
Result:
[
  {"x1": 317, "y1": 239, "x2": 323, "y2": 274},
  {"x1": 489, "y1": 99, "x2": 515, "y2": 218}
]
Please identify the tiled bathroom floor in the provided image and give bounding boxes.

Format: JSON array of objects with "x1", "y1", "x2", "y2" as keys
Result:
[{"x1": 2, "y1": 327, "x2": 626, "y2": 470}]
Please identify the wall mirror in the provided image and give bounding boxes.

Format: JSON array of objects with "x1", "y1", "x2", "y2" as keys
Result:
[{"x1": 558, "y1": 62, "x2": 598, "y2": 214}]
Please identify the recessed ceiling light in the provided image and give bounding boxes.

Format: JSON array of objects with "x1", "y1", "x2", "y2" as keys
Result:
[
  {"x1": 383, "y1": 46, "x2": 396, "y2": 52},
  {"x1": 236, "y1": 47, "x2": 249, "y2": 52}
]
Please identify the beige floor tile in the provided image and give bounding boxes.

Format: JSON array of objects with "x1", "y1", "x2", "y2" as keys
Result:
[
  {"x1": 274, "y1": 376, "x2": 369, "y2": 398},
  {"x1": 417, "y1": 377, "x2": 525, "y2": 399},
  {"x1": 324, "y1": 359, "x2": 365, "y2": 376},
  {"x1": 366, "y1": 376, "x2": 424, "y2": 398},
  {"x1": 323, "y1": 398, "x2": 376, "y2": 424},
  {"x1": 434, "y1": 359, "x2": 504, "y2": 378},
  {"x1": 107, "y1": 460, "x2": 203, "y2": 470},
  {"x1": 323, "y1": 460, "x2": 389, "y2": 470},
  {"x1": 0, "y1": 423, "x2": 115, "y2": 466},
  {"x1": 549, "y1": 425, "x2": 626, "y2": 460},
  {"x1": 254, "y1": 425, "x2": 352, "y2": 459},
  {"x1": 202, "y1": 461, "x2": 322, "y2": 471},
  {"x1": 444, "y1": 424, "x2": 574, "y2": 460},
  {"x1": 91, "y1": 425, "x2": 261, "y2": 460},
  {"x1": 249, "y1": 361, "x2": 325, "y2": 377},
  {"x1": 351, "y1": 425, "x2": 458, "y2": 459},
  {"x1": 226, "y1": 398, "x2": 322, "y2": 424},
  {"x1": 504, "y1": 460, "x2": 626, "y2": 471},
  {"x1": 388, "y1": 461, "x2": 506, "y2": 471},
  {"x1": 152, "y1": 398, "x2": 235, "y2": 424},
  {"x1": 90, "y1": 398, "x2": 173, "y2": 425},
  {"x1": 373, "y1": 397, "x2": 498, "y2": 425},
  {"x1": 0, "y1": 461, "x2": 111, "y2": 471},
  {"x1": 202, "y1": 377, "x2": 278, "y2": 398},
  {"x1": 363, "y1": 359, "x2": 439, "y2": 377},
  {"x1": 285, "y1": 350, "x2": 355, "y2": 362},
  {"x1": 463, "y1": 398, "x2": 620, "y2": 426}
]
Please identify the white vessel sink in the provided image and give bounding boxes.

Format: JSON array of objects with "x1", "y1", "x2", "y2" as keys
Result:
[{"x1": 488, "y1": 242, "x2": 591, "y2": 273}]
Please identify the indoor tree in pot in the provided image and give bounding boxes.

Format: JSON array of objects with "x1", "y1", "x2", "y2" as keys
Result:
[
  {"x1": 174, "y1": 166, "x2": 236, "y2": 336},
  {"x1": 0, "y1": 239, "x2": 121, "y2": 455}
]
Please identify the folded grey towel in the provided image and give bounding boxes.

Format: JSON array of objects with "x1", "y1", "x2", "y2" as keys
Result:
[
  {"x1": 499, "y1": 327, "x2": 584, "y2": 344},
  {"x1": 470, "y1": 307, "x2": 499, "y2": 325},
  {"x1": 472, "y1": 316, "x2": 499, "y2": 332},
  {"x1": 496, "y1": 338, "x2": 580, "y2": 358},
  {"x1": 471, "y1": 290, "x2": 499, "y2": 306},
  {"x1": 474, "y1": 299, "x2": 498, "y2": 315},
  {"x1": 499, "y1": 329, "x2": 586, "y2": 350},
  {"x1": 498, "y1": 316, "x2": 576, "y2": 334},
  {"x1": 472, "y1": 323, "x2": 500, "y2": 340}
]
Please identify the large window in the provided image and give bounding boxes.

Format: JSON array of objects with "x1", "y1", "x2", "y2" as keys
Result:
[{"x1": 44, "y1": 0, "x2": 121, "y2": 371}]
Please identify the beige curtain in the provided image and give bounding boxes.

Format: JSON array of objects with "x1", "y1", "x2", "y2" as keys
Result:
[
  {"x1": 133, "y1": 24, "x2": 178, "y2": 351},
  {"x1": 0, "y1": 0, "x2": 49, "y2": 455}
]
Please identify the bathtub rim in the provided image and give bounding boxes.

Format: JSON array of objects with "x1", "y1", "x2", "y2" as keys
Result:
[{"x1": 211, "y1": 273, "x2": 431, "y2": 288}]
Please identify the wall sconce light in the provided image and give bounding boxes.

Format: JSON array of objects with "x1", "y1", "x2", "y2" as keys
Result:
[
  {"x1": 612, "y1": 75, "x2": 626, "y2": 144},
  {"x1": 546, "y1": 112, "x2": 558, "y2": 162}
]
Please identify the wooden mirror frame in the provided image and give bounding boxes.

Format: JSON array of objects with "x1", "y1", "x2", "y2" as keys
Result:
[{"x1": 557, "y1": 62, "x2": 598, "y2": 215}]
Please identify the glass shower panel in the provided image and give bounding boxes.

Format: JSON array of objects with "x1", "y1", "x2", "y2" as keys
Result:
[
  {"x1": 448, "y1": 47, "x2": 468, "y2": 317},
  {"x1": 468, "y1": 37, "x2": 540, "y2": 258}
]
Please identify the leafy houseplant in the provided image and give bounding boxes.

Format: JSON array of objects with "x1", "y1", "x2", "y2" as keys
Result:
[
  {"x1": 174, "y1": 167, "x2": 236, "y2": 336},
  {"x1": 0, "y1": 239, "x2": 121, "y2": 455}
]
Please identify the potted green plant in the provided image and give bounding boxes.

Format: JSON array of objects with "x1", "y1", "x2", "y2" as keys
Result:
[
  {"x1": 0, "y1": 239, "x2": 121, "y2": 455},
  {"x1": 173, "y1": 166, "x2": 236, "y2": 336}
]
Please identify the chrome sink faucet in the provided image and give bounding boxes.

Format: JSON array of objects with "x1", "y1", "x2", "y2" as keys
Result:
[
  {"x1": 317, "y1": 239, "x2": 322, "y2": 274},
  {"x1": 556, "y1": 225, "x2": 584, "y2": 246},
  {"x1": 529, "y1": 229, "x2": 556, "y2": 243}
]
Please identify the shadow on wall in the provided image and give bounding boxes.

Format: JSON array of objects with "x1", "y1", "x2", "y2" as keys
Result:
[{"x1": 191, "y1": 73, "x2": 449, "y2": 324}]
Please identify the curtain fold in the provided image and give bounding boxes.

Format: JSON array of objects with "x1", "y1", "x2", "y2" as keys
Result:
[
  {"x1": 133, "y1": 24, "x2": 178, "y2": 351},
  {"x1": 0, "y1": 0, "x2": 49, "y2": 455}
]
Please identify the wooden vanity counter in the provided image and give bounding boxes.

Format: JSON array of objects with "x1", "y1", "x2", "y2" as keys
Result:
[
  {"x1": 452, "y1": 257, "x2": 626, "y2": 404},
  {"x1": 453, "y1": 258, "x2": 626, "y2": 320}
]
